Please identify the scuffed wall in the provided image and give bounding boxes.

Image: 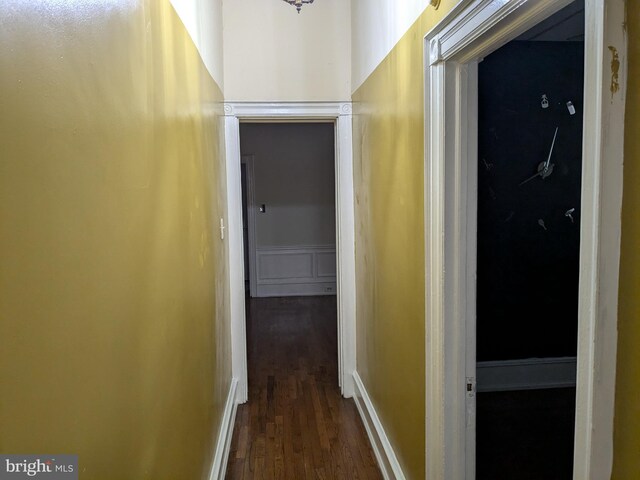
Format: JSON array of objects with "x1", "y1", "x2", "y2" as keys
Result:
[
  {"x1": 612, "y1": 3, "x2": 640, "y2": 478},
  {"x1": 0, "y1": 1, "x2": 230, "y2": 478},
  {"x1": 351, "y1": 2, "x2": 457, "y2": 478}
]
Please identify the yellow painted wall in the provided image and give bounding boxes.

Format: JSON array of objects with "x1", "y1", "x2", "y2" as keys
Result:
[
  {"x1": 612, "y1": 3, "x2": 640, "y2": 478},
  {"x1": 352, "y1": 2, "x2": 457, "y2": 478},
  {"x1": 354, "y1": 2, "x2": 640, "y2": 479},
  {"x1": 0, "y1": 2, "x2": 230, "y2": 479}
]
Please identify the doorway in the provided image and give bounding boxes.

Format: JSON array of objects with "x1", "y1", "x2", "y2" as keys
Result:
[
  {"x1": 240, "y1": 123, "x2": 337, "y2": 299},
  {"x1": 223, "y1": 102, "x2": 357, "y2": 403},
  {"x1": 475, "y1": 3, "x2": 584, "y2": 477},
  {"x1": 424, "y1": 0, "x2": 626, "y2": 478}
]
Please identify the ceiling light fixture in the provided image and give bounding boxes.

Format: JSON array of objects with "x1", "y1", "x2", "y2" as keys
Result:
[{"x1": 282, "y1": 0, "x2": 314, "y2": 14}]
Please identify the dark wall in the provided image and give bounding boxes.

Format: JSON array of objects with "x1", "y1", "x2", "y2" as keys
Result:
[{"x1": 477, "y1": 41, "x2": 584, "y2": 361}]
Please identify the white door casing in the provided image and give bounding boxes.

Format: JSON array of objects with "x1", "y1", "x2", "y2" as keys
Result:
[
  {"x1": 424, "y1": 1, "x2": 627, "y2": 479},
  {"x1": 224, "y1": 102, "x2": 357, "y2": 401}
]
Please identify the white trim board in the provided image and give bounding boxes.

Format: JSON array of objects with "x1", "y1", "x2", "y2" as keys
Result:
[
  {"x1": 224, "y1": 102, "x2": 357, "y2": 399},
  {"x1": 224, "y1": 102, "x2": 353, "y2": 118},
  {"x1": 208, "y1": 378, "x2": 239, "y2": 480},
  {"x1": 424, "y1": 1, "x2": 627, "y2": 479},
  {"x1": 352, "y1": 372, "x2": 406, "y2": 480},
  {"x1": 476, "y1": 357, "x2": 577, "y2": 392},
  {"x1": 224, "y1": 114, "x2": 249, "y2": 404}
]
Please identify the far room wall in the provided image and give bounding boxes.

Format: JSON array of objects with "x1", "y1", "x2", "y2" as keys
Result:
[{"x1": 240, "y1": 123, "x2": 337, "y2": 297}]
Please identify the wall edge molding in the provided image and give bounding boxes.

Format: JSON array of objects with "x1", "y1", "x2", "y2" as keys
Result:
[
  {"x1": 352, "y1": 372, "x2": 406, "y2": 480},
  {"x1": 208, "y1": 378, "x2": 239, "y2": 480}
]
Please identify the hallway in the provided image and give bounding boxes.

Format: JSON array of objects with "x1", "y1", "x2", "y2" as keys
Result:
[
  {"x1": 225, "y1": 297, "x2": 382, "y2": 479},
  {"x1": 0, "y1": 1, "x2": 636, "y2": 478}
]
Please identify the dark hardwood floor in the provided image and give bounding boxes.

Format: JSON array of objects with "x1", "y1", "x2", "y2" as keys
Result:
[
  {"x1": 225, "y1": 296, "x2": 382, "y2": 480},
  {"x1": 477, "y1": 388, "x2": 576, "y2": 480}
]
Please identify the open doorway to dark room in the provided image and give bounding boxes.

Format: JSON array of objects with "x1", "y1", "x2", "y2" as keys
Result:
[{"x1": 475, "y1": 1, "x2": 585, "y2": 478}]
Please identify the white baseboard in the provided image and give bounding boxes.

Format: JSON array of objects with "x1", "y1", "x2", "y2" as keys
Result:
[
  {"x1": 352, "y1": 372, "x2": 406, "y2": 480},
  {"x1": 208, "y1": 378, "x2": 239, "y2": 480},
  {"x1": 476, "y1": 356, "x2": 577, "y2": 392}
]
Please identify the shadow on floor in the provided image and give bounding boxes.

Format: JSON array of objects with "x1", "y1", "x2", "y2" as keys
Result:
[{"x1": 477, "y1": 387, "x2": 576, "y2": 480}]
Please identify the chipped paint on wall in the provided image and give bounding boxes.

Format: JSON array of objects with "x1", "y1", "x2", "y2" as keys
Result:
[
  {"x1": 612, "y1": 2, "x2": 640, "y2": 477},
  {"x1": 351, "y1": 1, "x2": 457, "y2": 478},
  {"x1": 609, "y1": 45, "x2": 621, "y2": 96}
]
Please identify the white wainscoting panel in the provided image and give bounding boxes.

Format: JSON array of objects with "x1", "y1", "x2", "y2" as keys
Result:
[
  {"x1": 256, "y1": 245, "x2": 337, "y2": 297},
  {"x1": 316, "y1": 251, "x2": 338, "y2": 278},
  {"x1": 259, "y1": 252, "x2": 314, "y2": 280},
  {"x1": 477, "y1": 356, "x2": 577, "y2": 392}
]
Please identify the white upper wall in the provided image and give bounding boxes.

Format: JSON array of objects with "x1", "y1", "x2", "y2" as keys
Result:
[
  {"x1": 351, "y1": 0, "x2": 430, "y2": 92},
  {"x1": 223, "y1": 0, "x2": 351, "y2": 102},
  {"x1": 170, "y1": 0, "x2": 224, "y2": 89},
  {"x1": 168, "y1": 0, "x2": 432, "y2": 98}
]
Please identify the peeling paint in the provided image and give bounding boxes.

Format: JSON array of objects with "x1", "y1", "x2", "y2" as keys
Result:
[
  {"x1": 609, "y1": 46, "x2": 620, "y2": 97},
  {"x1": 613, "y1": 0, "x2": 640, "y2": 474}
]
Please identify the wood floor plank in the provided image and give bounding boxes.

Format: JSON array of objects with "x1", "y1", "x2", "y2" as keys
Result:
[{"x1": 225, "y1": 296, "x2": 382, "y2": 480}]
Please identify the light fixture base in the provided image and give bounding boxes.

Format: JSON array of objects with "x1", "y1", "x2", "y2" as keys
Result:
[{"x1": 282, "y1": 0, "x2": 315, "y2": 13}]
